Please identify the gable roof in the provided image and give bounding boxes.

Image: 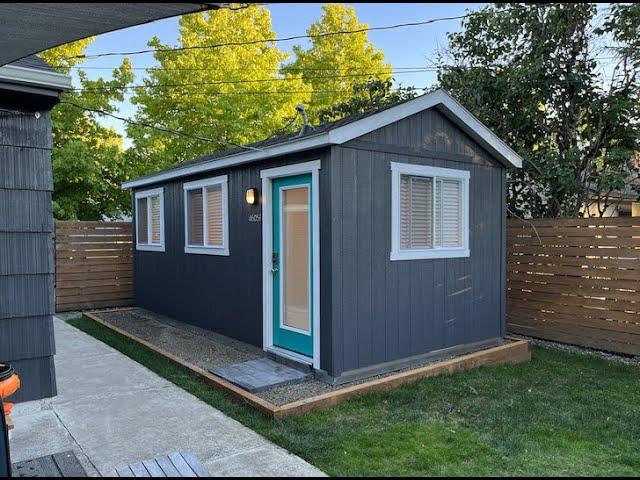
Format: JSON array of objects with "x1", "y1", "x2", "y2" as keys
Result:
[{"x1": 123, "y1": 89, "x2": 523, "y2": 190}]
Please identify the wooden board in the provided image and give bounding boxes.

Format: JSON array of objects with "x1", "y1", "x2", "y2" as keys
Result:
[
  {"x1": 115, "y1": 451, "x2": 209, "y2": 477},
  {"x1": 507, "y1": 218, "x2": 640, "y2": 356},
  {"x1": 55, "y1": 221, "x2": 134, "y2": 312},
  {"x1": 84, "y1": 312, "x2": 530, "y2": 418}
]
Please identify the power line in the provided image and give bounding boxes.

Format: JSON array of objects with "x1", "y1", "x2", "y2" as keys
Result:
[
  {"x1": 67, "y1": 72, "x2": 632, "y2": 96},
  {"x1": 60, "y1": 101, "x2": 265, "y2": 151},
  {"x1": 64, "y1": 57, "x2": 624, "y2": 71},
  {"x1": 70, "y1": 69, "x2": 432, "y2": 92},
  {"x1": 61, "y1": 4, "x2": 564, "y2": 61}
]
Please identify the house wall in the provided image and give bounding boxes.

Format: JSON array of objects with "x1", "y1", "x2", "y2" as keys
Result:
[
  {"x1": 133, "y1": 149, "x2": 335, "y2": 370},
  {"x1": 328, "y1": 108, "x2": 506, "y2": 377},
  {"x1": 0, "y1": 107, "x2": 56, "y2": 402}
]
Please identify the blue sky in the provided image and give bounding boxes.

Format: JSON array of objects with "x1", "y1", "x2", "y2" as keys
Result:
[{"x1": 73, "y1": 3, "x2": 484, "y2": 143}]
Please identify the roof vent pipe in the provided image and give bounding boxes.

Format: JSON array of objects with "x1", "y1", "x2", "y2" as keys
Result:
[{"x1": 296, "y1": 104, "x2": 313, "y2": 137}]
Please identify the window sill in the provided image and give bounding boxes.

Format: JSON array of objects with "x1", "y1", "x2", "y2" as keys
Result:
[
  {"x1": 184, "y1": 245, "x2": 229, "y2": 256},
  {"x1": 136, "y1": 244, "x2": 165, "y2": 252},
  {"x1": 390, "y1": 248, "x2": 470, "y2": 261}
]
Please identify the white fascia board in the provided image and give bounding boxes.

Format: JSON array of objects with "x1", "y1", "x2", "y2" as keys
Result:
[
  {"x1": 123, "y1": 89, "x2": 522, "y2": 190},
  {"x1": 0, "y1": 65, "x2": 72, "y2": 91},
  {"x1": 328, "y1": 89, "x2": 522, "y2": 169},
  {"x1": 434, "y1": 90, "x2": 523, "y2": 169},
  {"x1": 122, "y1": 132, "x2": 331, "y2": 189}
]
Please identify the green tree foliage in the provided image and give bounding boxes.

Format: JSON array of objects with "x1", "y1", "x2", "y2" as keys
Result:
[
  {"x1": 317, "y1": 79, "x2": 419, "y2": 123},
  {"x1": 283, "y1": 4, "x2": 393, "y2": 123},
  {"x1": 39, "y1": 41, "x2": 134, "y2": 220},
  {"x1": 438, "y1": 3, "x2": 640, "y2": 218},
  {"x1": 128, "y1": 5, "x2": 310, "y2": 172}
]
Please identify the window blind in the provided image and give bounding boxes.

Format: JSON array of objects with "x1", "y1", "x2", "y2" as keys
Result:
[
  {"x1": 150, "y1": 195, "x2": 161, "y2": 244},
  {"x1": 137, "y1": 197, "x2": 148, "y2": 244},
  {"x1": 187, "y1": 188, "x2": 204, "y2": 246},
  {"x1": 437, "y1": 179, "x2": 462, "y2": 247},
  {"x1": 206, "y1": 185, "x2": 223, "y2": 246},
  {"x1": 400, "y1": 175, "x2": 433, "y2": 249},
  {"x1": 400, "y1": 174, "x2": 462, "y2": 250}
]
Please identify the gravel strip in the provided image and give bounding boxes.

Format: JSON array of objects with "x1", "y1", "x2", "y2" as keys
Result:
[
  {"x1": 98, "y1": 309, "x2": 264, "y2": 370},
  {"x1": 89, "y1": 308, "x2": 520, "y2": 407},
  {"x1": 511, "y1": 334, "x2": 640, "y2": 367}
]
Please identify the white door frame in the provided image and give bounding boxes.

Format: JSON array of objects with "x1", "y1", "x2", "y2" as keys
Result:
[{"x1": 261, "y1": 160, "x2": 321, "y2": 369}]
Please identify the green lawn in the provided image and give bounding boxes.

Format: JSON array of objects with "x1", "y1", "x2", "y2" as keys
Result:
[{"x1": 68, "y1": 316, "x2": 640, "y2": 477}]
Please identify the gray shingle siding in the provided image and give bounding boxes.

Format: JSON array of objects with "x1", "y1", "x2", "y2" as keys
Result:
[{"x1": 0, "y1": 105, "x2": 56, "y2": 402}]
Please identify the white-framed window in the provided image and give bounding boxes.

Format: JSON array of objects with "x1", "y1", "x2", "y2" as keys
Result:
[
  {"x1": 390, "y1": 162, "x2": 470, "y2": 261},
  {"x1": 135, "y1": 187, "x2": 165, "y2": 252},
  {"x1": 183, "y1": 175, "x2": 229, "y2": 256}
]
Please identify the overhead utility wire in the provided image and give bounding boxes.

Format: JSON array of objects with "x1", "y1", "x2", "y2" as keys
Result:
[
  {"x1": 60, "y1": 101, "x2": 264, "y2": 152},
  {"x1": 70, "y1": 69, "x2": 434, "y2": 92},
  {"x1": 60, "y1": 4, "x2": 566, "y2": 61}
]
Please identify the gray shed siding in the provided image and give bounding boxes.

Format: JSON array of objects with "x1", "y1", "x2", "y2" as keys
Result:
[
  {"x1": 328, "y1": 108, "x2": 506, "y2": 376},
  {"x1": 0, "y1": 109, "x2": 56, "y2": 402},
  {"x1": 133, "y1": 150, "x2": 335, "y2": 370}
]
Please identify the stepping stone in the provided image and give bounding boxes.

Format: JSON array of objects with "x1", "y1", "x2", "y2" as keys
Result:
[{"x1": 210, "y1": 358, "x2": 312, "y2": 393}]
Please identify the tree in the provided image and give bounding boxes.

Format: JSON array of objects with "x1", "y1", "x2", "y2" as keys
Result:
[
  {"x1": 39, "y1": 41, "x2": 135, "y2": 220},
  {"x1": 438, "y1": 3, "x2": 639, "y2": 218},
  {"x1": 128, "y1": 5, "x2": 310, "y2": 172},
  {"x1": 283, "y1": 4, "x2": 393, "y2": 123},
  {"x1": 317, "y1": 79, "x2": 419, "y2": 123}
]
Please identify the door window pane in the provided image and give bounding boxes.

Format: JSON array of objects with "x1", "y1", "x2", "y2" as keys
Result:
[{"x1": 282, "y1": 187, "x2": 310, "y2": 333}]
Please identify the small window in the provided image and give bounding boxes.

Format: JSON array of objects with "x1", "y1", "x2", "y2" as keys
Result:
[
  {"x1": 135, "y1": 188, "x2": 165, "y2": 252},
  {"x1": 183, "y1": 175, "x2": 229, "y2": 256},
  {"x1": 391, "y1": 163, "x2": 469, "y2": 260}
]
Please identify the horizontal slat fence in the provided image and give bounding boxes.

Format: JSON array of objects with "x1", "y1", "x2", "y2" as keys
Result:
[
  {"x1": 507, "y1": 217, "x2": 640, "y2": 356},
  {"x1": 55, "y1": 221, "x2": 134, "y2": 312}
]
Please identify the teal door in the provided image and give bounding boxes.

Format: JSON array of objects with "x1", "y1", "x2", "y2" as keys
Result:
[{"x1": 272, "y1": 174, "x2": 313, "y2": 357}]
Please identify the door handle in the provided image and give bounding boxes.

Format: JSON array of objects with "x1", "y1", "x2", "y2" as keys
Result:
[{"x1": 271, "y1": 252, "x2": 279, "y2": 273}]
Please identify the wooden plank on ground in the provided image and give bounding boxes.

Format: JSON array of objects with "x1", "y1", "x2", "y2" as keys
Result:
[
  {"x1": 168, "y1": 452, "x2": 196, "y2": 478},
  {"x1": 142, "y1": 459, "x2": 166, "y2": 477},
  {"x1": 155, "y1": 456, "x2": 180, "y2": 477}
]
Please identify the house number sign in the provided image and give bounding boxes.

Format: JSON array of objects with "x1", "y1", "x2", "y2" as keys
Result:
[{"x1": 248, "y1": 213, "x2": 262, "y2": 223}]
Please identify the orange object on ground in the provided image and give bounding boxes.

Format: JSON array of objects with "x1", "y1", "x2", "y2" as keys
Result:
[{"x1": 0, "y1": 375, "x2": 19, "y2": 400}]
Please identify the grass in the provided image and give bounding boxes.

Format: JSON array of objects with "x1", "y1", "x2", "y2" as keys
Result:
[{"x1": 68, "y1": 316, "x2": 640, "y2": 477}]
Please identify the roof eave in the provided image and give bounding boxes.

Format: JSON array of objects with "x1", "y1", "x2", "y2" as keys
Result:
[
  {"x1": 122, "y1": 132, "x2": 332, "y2": 189},
  {"x1": 0, "y1": 64, "x2": 72, "y2": 91}
]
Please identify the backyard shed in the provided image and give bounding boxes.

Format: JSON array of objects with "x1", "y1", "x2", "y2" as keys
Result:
[
  {"x1": 123, "y1": 89, "x2": 523, "y2": 381},
  {"x1": 0, "y1": 56, "x2": 71, "y2": 401}
]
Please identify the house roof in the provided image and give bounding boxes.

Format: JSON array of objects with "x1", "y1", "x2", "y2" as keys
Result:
[
  {"x1": 123, "y1": 89, "x2": 523, "y2": 190},
  {"x1": 0, "y1": 55, "x2": 71, "y2": 91}
]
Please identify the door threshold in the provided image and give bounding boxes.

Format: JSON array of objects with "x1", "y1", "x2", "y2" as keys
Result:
[{"x1": 266, "y1": 346, "x2": 313, "y2": 369}]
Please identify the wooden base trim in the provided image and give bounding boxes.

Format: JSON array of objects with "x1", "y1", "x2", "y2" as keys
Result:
[{"x1": 83, "y1": 312, "x2": 530, "y2": 419}]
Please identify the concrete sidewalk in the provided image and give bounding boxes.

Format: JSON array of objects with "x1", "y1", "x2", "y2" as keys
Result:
[{"x1": 9, "y1": 318, "x2": 324, "y2": 477}]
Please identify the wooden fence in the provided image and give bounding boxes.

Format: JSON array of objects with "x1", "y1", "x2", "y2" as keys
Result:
[
  {"x1": 55, "y1": 221, "x2": 134, "y2": 312},
  {"x1": 507, "y1": 217, "x2": 640, "y2": 356}
]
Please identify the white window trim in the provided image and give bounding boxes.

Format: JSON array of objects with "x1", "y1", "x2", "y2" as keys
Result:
[
  {"x1": 183, "y1": 175, "x2": 229, "y2": 256},
  {"x1": 135, "y1": 187, "x2": 165, "y2": 252},
  {"x1": 390, "y1": 162, "x2": 470, "y2": 261}
]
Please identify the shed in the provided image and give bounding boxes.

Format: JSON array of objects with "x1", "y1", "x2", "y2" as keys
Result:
[
  {"x1": 123, "y1": 89, "x2": 522, "y2": 381},
  {"x1": 0, "y1": 56, "x2": 71, "y2": 401}
]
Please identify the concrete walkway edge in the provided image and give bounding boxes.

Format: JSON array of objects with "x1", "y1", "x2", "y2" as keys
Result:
[{"x1": 10, "y1": 317, "x2": 325, "y2": 477}]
